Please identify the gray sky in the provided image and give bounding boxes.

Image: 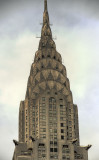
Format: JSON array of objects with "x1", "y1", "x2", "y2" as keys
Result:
[{"x1": 0, "y1": 0, "x2": 99, "y2": 160}]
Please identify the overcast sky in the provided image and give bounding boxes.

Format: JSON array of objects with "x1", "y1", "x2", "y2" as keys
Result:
[{"x1": 0, "y1": 0, "x2": 99, "y2": 160}]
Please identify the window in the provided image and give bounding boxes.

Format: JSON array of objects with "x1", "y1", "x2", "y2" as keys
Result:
[
  {"x1": 49, "y1": 113, "x2": 53, "y2": 116},
  {"x1": 50, "y1": 129, "x2": 53, "y2": 133},
  {"x1": 54, "y1": 141, "x2": 57, "y2": 145},
  {"x1": 53, "y1": 117, "x2": 57, "y2": 121},
  {"x1": 40, "y1": 128, "x2": 46, "y2": 132},
  {"x1": 54, "y1": 136, "x2": 57, "y2": 140},
  {"x1": 54, "y1": 129, "x2": 57, "y2": 133},
  {"x1": 41, "y1": 134, "x2": 46, "y2": 138},
  {"x1": 50, "y1": 148, "x2": 53, "y2": 152},
  {"x1": 47, "y1": 55, "x2": 50, "y2": 58},
  {"x1": 69, "y1": 133, "x2": 72, "y2": 137},
  {"x1": 42, "y1": 97, "x2": 45, "y2": 101},
  {"x1": 42, "y1": 154, "x2": 46, "y2": 158},
  {"x1": 66, "y1": 149, "x2": 70, "y2": 153},
  {"x1": 60, "y1": 117, "x2": 63, "y2": 120},
  {"x1": 49, "y1": 104, "x2": 52, "y2": 108},
  {"x1": 67, "y1": 157, "x2": 70, "y2": 160},
  {"x1": 56, "y1": 66, "x2": 58, "y2": 69},
  {"x1": 60, "y1": 105, "x2": 63, "y2": 108},
  {"x1": 62, "y1": 156, "x2": 66, "y2": 159},
  {"x1": 50, "y1": 155, "x2": 53, "y2": 158},
  {"x1": 50, "y1": 141, "x2": 53, "y2": 145},
  {"x1": 60, "y1": 98, "x2": 63, "y2": 100},
  {"x1": 61, "y1": 123, "x2": 64, "y2": 127},
  {"x1": 54, "y1": 123, "x2": 57, "y2": 127},
  {"x1": 61, "y1": 135, "x2": 64, "y2": 139},
  {"x1": 69, "y1": 121, "x2": 72, "y2": 125},
  {"x1": 54, "y1": 148, "x2": 57, "y2": 152},
  {"x1": 69, "y1": 127, "x2": 72, "y2": 131},
  {"x1": 63, "y1": 145, "x2": 68, "y2": 148},
  {"x1": 42, "y1": 116, "x2": 46, "y2": 120},
  {"x1": 42, "y1": 103, "x2": 45, "y2": 107},
  {"x1": 54, "y1": 155, "x2": 58, "y2": 159},
  {"x1": 60, "y1": 111, "x2": 63, "y2": 115},
  {"x1": 40, "y1": 122, "x2": 46, "y2": 126},
  {"x1": 61, "y1": 129, "x2": 64, "y2": 133},
  {"x1": 49, "y1": 97, "x2": 56, "y2": 103}
]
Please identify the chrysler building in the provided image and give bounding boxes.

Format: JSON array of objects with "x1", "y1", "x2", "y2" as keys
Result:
[{"x1": 12, "y1": 0, "x2": 91, "y2": 159}]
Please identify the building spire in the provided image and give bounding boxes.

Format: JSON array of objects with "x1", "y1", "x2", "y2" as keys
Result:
[
  {"x1": 38, "y1": 0, "x2": 56, "y2": 50},
  {"x1": 44, "y1": 0, "x2": 47, "y2": 12}
]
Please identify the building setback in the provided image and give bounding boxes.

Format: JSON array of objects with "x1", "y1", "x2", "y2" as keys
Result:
[{"x1": 12, "y1": 0, "x2": 91, "y2": 160}]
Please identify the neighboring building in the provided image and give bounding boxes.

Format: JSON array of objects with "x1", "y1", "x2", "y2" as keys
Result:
[{"x1": 12, "y1": 0, "x2": 91, "y2": 160}]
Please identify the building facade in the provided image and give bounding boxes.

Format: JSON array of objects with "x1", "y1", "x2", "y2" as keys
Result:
[{"x1": 12, "y1": 0, "x2": 91, "y2": 160}]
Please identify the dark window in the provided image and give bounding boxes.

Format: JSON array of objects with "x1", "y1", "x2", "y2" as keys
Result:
[
  {"x1": 39, "y1": 143, "x2": 45, "y2": 146},
  {"x1": 61, "y1": 123, "x2": 64, "y2": 127},
  {"x1": 60, "y1": 98, "x2": 63, "y2": 101},
  {"x1": 50, "y1": 141, "x2": 53, "y2": 144},
  {"x1": 60, "y1": 105, "x2": 63, "y2": 108},
  {"x1": 42, "y1": 55, "x2": 44, "y2": 58},
  {"x1": 61, "y1": 129, "x2": 64, "y2": 133},
  {"x1": 50, "y1": 148, "x2": 53, "y2": 152},
  {"x1": 63, "y1": 145, "x2": 68, "y2": 148},
  {"x1": 62, "y1": 156, "x2": 66, "y2": 159},
  {"x1": 54, "y1": 148, "x2": 57, "y2": 152},
  {"x1": 49, "y1": 97, "x2": 56, "y2": 103},
  {"x1": 61, "y1": 135, "x2": 64, "y2": 139},
  {"x1": 54, "y1": 141, "x2": 57, "y2": 145},
  {"x1": 47, "y1": 55, "x2": 50, "y2": 58},
  {"x1": 54, "y1": 56, "x2": 56, "y2": 59}
]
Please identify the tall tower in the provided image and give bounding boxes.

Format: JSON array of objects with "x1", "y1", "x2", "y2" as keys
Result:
[{"x1": 12, "y1": 0, "x2": 91, "y2": 160}]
